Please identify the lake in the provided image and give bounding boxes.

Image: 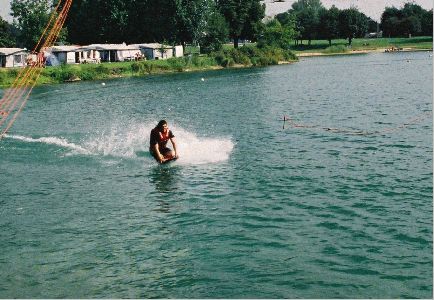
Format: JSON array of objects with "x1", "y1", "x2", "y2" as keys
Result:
[{"x1": 0, "y1": 51, "x2": 432, "y2": 298}]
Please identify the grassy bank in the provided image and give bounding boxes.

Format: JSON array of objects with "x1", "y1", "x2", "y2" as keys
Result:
[
  {"x1": 0, "y1": 56, "x2": 219, "y2": 87},
  {"x1": 212, "y1": 46, "x2": 297, "y2": 67},
  {"x1": 291, "y1": 36, "x2": 433, "y2": 55},
  {"x1": 0, "y1": 46, "x2": 298, "y2": 88},
  {"x1": 0, "y1": 37, "x2": 431, "y2": 88}
]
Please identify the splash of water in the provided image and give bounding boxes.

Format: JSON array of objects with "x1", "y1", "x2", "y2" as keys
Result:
[
  {"x1": 83, "y1": 122, "x2": 234, "y2": 165},
  {"x1": 5, "y1": 134, "x2": 91, "y2": 154},
  {"x1": 5, "y1": 123, "x2": 234, "y2": 165},
  {"x1": 174, "y1": 127, "x2": 234, "y2": 164}
]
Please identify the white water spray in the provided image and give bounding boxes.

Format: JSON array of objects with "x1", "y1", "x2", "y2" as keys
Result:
[
  {"x1": 83, "y1": 122, "x2": 234, "y2": 165},
  {"x1": 5, "y1": 134, "x2": 91, "y2": 154},
  {"x1": 5, "y1": 123, "x2": 234, "y2": 165}
]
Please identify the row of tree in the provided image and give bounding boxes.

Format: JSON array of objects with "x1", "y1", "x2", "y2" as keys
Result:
[
  {"x1": 381, "y1": 3, "x2": 433, "y2": 37},
  {"x1": 274, "y1": 1, "x2": 373, "y2": 46},
  {"x1": 273, "y1": 1, "x2": 432, "y2": 46},
  {"x1": 0, "y1": 0, "x2": 432, "y2": 53},
  {"x1": 1, "y1": 0, "x2": 265, "y2": 52}
]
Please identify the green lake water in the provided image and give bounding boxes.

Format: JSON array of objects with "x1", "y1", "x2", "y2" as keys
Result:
[{"x1": 0, "y1": 51, "x2": 432, "y2": 298}]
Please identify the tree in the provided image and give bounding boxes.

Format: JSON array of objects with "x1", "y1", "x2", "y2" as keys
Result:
[
  {"x1": 68, "y1": 0, "x2": 218, "y2": 46},
  {"x1": 199, "y1": 10, "x2": 229, "y2": 53},
  {"x1": 382, "y1": 16, "x2": 400, "y2": 37},
  {"x1": 401, "y1": 15, "x2": 422, "y2": 36},
  {"x1": 257, "y1": 18, "x2": 297, "y2": 49},
  {"x1": 288, "y1": 0, "x2": 324, "y2": 45},
  {"x1": 381, "y1": 7, "x2": 401, "y2": 37},
  {"x1": 241, "y1": 0, "x2": 265, "y2": 43},
  {"x1": 401, "y1": 3, "x2": 423, "y2": 36},
  {"x1": 11, "y1": 0, "x2": 53, "y2": 49},
  {"x1": 381, "y1": 3, "x2": 432, "y2": 37},
  {"x1": 275, "y1": 11, "x2": 300, "y2": 45},
  {"x1": 402, "y1": 3, "x2": 425, "y2": 19},
  {"x1": 99, "y1": 0, "x2": 129, "y2": 43},
  {"x1": 68, "y1": 0, "x2": 180, "y2": 44},
  {"x1": 338, "y1": 8, "x2": 368, "y2": 46},
  {"x1": 128, "y1": 0, "x2": 178, "y2": 43},
  {"x1": 275, "y1": 12, "x2": 292, "y2": 26},
  {"x1": 175, "y1": 0, "x2": 213, "y2": 47},
  {"x1": 66, "y1": 0, "x2": 100, "y2": 44},
  {"x1": 367, "y1": 18, "x2": 378, "y2": 33},
  {"x1": 318, "y1": 5, "x2": 339, "y2": 46},
  {"x1": 0, "y1": 17, "x2": 16, "y2": 47},
  {"x1": 216, "y1": 0, "x2": 265, "y2": 48},
  {"x1": 420, "y1": 9, "x2": 433, "y2": 36},
  {"x1": 67, "y1": 0, "x2": 133, "y2": 44}
]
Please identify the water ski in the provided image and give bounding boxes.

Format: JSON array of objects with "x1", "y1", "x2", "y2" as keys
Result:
[{"x1": 161, "y1": 156, "x2": 178, "y2": 164}]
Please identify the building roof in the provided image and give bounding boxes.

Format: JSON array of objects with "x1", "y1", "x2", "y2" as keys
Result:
[
  {"x1": 134, "y1": 43, "x2": 173, "y2": 49},
  {"x1": 50, "y1": 45, "x2": 81, "y2": 52},
  {"x1": 0, "y1": 48, "x2": 27, "y2": 56},
  {"x1": 79, "y1": 43, "x2": 140, "y2": 51}
]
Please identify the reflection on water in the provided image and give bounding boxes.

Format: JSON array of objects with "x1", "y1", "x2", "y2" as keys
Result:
[
  {"x1": 150, "y1": 165, "x2": 181, "y2": 194},
  {"x1": 150, "y1": 166, "x2": 181, "y2": 213}
]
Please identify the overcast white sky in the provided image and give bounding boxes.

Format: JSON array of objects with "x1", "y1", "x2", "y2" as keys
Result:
[{"x1": 0, "y1": 0, "x2": 433, "y2": 22}]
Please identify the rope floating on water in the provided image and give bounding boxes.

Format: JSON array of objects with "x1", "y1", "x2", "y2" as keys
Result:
[{"x1": 281, "y1": 110, "x2": 432, "y2": 136}]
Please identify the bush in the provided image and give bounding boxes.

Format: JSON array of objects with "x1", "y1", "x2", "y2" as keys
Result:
[
  {"x1": 211, "y1": 45, "x2": 297, "y2": 68},
  {"x1": 131, "y1": 61, "x2": 154, "y2": 74},
  {"x1": 131, "y1": 62, "x2": 142, "y2": 73},
  {"x1": 8, "y1": 68, "x2": 19, "y2": 78},
  {"x1": 79, "y1": 70, "x2": 95, "y2": 81},
  {"x1": 323, "y1": 45, "x2": 348, "y2": 54},
  {"x1": 197, "y1": 56, "x2": 218, "y2": 68},
  {"x1": 95, "y1": 64, "x2": 110, "y2": 75},
  {"x1": 221, "y1": 57, "x2": 235, "y2": 67},
  {"x1": 0, "y1": 70, "x2": 7, "y2": 86},
  {"x1": 144, "y1": 62, "x2": 154, "y2": 74},
  {"x1": 212, "y1": 51, "x2": 226, "y2": 66},
  {"x1": 239, "y1": 45, "x2": 263, "y2": 57},
  {"x1": 227, "y1": 48, "x2": 251, "y2": 65},
  {"x1": 283, "y1": 50, "x2": 297, "y2": 61},
  {"x1": 167, "y1": 57, "x2": 185, "y2": 72},
  {"x1": 211, "y1": 48, "x2": 250, "y2": 67},
  {"x1": 57, "y1": 65, "x2": 80, "y2": 81}
]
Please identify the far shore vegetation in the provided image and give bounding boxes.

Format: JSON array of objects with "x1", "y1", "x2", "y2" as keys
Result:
[
  {"x1": 0, "y1": 36, "x2": 432, "y2": 88},
  {"x1": 0, "y1": 46, "x2": 299, "y2": 87},
  {"x1": 0, "y1": 0, "x2": 432, "y2": 87}
]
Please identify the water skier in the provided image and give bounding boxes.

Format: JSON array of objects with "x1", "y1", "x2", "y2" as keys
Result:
[{"x1": 149, "y1": 120, "x2": 178, "y2": 164}]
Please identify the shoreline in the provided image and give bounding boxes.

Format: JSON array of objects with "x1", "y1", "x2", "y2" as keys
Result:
[
  {"x1": 295, "y1": 47, "x2": 432, "y2": 57},
  {"x1": 0, "y1": 47, "x2": 432, "y2": 89}
]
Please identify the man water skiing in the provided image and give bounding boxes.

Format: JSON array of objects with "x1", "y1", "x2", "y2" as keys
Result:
[{"x1": 149, "y1": 120, "x2": 178, "y2": 163}]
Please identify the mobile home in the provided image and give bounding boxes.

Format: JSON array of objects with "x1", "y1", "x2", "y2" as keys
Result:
[{"x1": 0, "y1": 48, "x2": 28, "y2": 68}]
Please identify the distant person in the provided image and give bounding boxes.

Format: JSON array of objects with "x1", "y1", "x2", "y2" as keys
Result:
[{"x1": 149, "y1": 120, "x2": 178, "y2": 163}]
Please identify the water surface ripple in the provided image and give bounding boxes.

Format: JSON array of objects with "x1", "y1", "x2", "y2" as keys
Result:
[{"x1": 0, "y1": 51, "x2": 432, "y2": 298}]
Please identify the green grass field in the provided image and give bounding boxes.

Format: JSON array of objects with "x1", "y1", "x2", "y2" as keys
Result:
[
  {"x1": 0, "y1": 56, "x2": 220, "y2": 88},
  {"x1": 221, "y1": 37, "x2": 432, "y2": 53},
  {"x1": 290, "y1": 36, "x2": 433, "y2": 53}
]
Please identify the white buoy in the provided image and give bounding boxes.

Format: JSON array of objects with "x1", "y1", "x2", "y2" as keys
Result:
[
  {"x1": 201, "y1": 78, "x2": 205, "y2": 81},
  {"x1": 101, "y1": 82, "x2": 106, "y2": 86}
]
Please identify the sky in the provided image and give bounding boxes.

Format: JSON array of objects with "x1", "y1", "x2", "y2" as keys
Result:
[
  {"x1": 0, "y1": 0, "x2": 433, "y2": 23},
  {"x1": 0, "y1": 0, "x2": 10, "y2": 21}
]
